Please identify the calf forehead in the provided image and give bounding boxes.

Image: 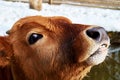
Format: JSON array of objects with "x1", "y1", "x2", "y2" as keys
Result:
[{"x1": 9, "y1": 16, "x2": 72, "y2": 34}]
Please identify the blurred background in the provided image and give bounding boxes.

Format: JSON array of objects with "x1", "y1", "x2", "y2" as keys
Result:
[{"x1": 0, "y1": 0, "x2": 120, "y2": 80}]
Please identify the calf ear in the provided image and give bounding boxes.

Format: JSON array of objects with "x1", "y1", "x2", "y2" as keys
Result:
[{"x1": 0, "y1": 37, "x2": 12, "y2": 67}]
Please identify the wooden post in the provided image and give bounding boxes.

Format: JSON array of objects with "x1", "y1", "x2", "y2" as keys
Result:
[
  {"x1": 29, "y1": 0, "x2": 42, "y2": 11},
  {"x1": 49, "y1": 0, "x2": 53, "y2": 4}
]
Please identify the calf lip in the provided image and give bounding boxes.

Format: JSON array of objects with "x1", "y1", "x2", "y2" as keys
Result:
[
  {"x1": 90, "y1": 37, "x2": 110, "y2": 57},
  {"x1": 90, "y1": 45, "x2": 107, "y2": 57},
  {"x1": 85, "y1": 42, "x2": 110, "y2": 66}
]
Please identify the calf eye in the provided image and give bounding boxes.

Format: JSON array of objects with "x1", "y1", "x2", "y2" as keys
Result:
[{"x1": 28, "y1": 33, "x2": 43, "y2": 45}]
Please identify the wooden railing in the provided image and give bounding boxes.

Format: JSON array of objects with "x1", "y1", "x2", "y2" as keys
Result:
[
  {"x1": 4, "y1": 0, "x2": 120, "y2": 10},
  {"x1": 47, "y1": 0, "x2": 120, "y2": 10}
]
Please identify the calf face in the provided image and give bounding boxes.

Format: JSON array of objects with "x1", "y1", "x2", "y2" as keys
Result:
[{"x1": 0, "y1": 16, "x2": 110, "y2": 80}]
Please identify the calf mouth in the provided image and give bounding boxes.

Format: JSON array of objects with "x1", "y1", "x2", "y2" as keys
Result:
[
  {"x1": 90, "y1": 44, "x2": 108, "y2": 57},
  {"x1": 86, "y1": 42, "x2": 110, "y2": 65}
]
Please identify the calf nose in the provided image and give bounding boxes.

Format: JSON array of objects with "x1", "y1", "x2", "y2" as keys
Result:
[{"x1": 86, "y1": 27, "x2": 109, "y2": 42}]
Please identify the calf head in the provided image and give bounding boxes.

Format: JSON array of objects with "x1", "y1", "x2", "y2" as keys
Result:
[{"x1": 0, "y1": 16, "x2": 110, "y2": 80}]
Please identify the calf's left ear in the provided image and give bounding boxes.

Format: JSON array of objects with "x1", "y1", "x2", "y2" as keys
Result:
[{"x1": 0, "y1": 37, "x2": 12, "y2": 67}]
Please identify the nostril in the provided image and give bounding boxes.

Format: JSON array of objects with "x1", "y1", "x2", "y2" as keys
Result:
[
  {"x1": 86, "y1": 28, "x2": 100, "y2": 41},
  {"x1": 86, "y1": 27, "x2": 110, "y2": 45}
]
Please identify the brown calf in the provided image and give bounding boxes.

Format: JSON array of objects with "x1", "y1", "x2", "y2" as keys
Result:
[{"x1": 0, "y1": 16, "x2": 110, "y2": 80}]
